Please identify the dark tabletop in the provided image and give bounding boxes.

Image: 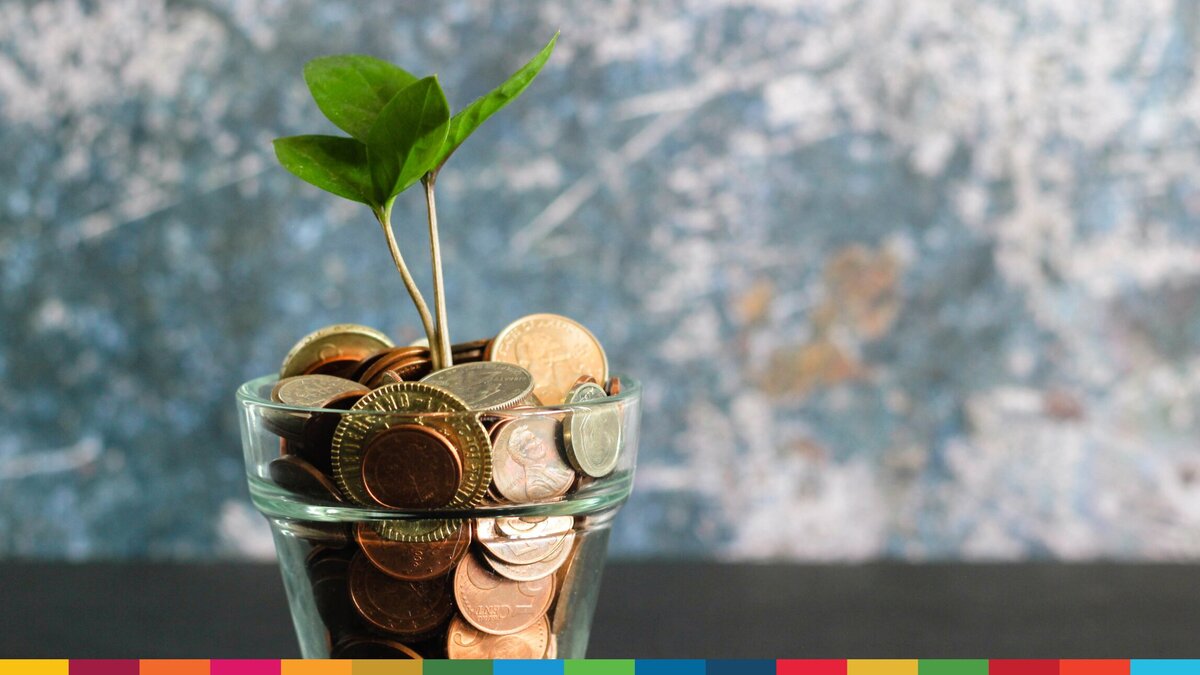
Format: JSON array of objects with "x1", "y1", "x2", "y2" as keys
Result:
[{"x1": 0, "y1": 562, "x2": 1195, "y2": 658}]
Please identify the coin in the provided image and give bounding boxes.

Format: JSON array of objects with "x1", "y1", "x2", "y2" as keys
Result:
[
  {"x1": 268, "y1": 455, "x2": 343, "y2": 502},
  {"x1": 446, "y1": 614, "x2": 550, "y2": 659},
  {"x1": 606, "y1": 376, "x2": 621, "y2": 396},
  {"x1": 306, "y1": 547, "x2": 356, "y2": 640},
  {"x1": 330, "y1": 636, "x2": 422, "y2": 659},
  {"x1": 300, "y1": 391, "x2": 365, "y2": 473},
  {"x1": 331, "y1": 382, "x2": 491, "y2": 514},
  {"x1": 420, "y1": 362, "x2": 535, "y2": 411},
  {"x1": 453, "y1": 552, "x2": 555, "y2": 636},
  {"x1": 490, "y1": 415, "x2": 575, "y2": 502},
  {"x1": 356, "y1": 520, "x2": 471, "y2": 581},
  {"x1": 476, "y1": 517, "x2": 573, "y2": 565},
  {"x1": 349, "y1": 552, "x2": 455, "y2": 637},
  {"x1": 495, "y1": 516, "x2": 573, "y2": 539},
  {"x1": 482, "y1": 531, "x2": 575, "y2": 581},
  {"x1": 561, "y1": 382, "x2": 622, "y2": 478},
  {"x1": 357, "y1": 347, "x2": 429, "y2": 386},
  {"x1": 272, "y1": 375, "x2": 370, "y2": 409},
  {"x1": 281, "y1": 324, "x2": 394, "y2": 379},
  {"x1": 360, "y1": 424, "x2": 462, "y2": 509},
  {"x1": 486, "y1": 313, "x2": 608, "y2": 405}
]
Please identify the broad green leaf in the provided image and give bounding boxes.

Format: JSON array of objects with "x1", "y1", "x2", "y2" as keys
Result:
[
  {"x1": 366, "y1": 76, "x2": 451, "y2": 202},
  {"x1": 304, "y1": 55, "x2": 418, "y2": 141},
  {"x1": 432, "y1": 32, "x2": 558, "y2": 171},
  {"x1": 273, "y1": 135, "x2": 373, "y2": 205}
]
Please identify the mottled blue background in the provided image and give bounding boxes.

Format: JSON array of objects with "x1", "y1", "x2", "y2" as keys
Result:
[{"x1": 2, "y1": 0, "x2": 1200, "y2": 560}]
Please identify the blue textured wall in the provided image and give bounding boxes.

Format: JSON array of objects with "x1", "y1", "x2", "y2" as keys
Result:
[{"x1": 3, "y1": 0, "x2": 1200, "y2": 560}]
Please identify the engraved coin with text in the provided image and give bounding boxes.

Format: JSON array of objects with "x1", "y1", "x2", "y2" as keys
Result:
[
  {"x1": 446, "y1": 614, "x2": 550, "y2": 659},
  {"x1": 486, "y1": 313, "x2": 608, "y2": 406},
  {"x1": 453, "y1": 552, "x2": 554, "y2": 636},
  {"x1": 491, "y1": 416, "x2": 574, "y2": 502},
  {"x1": 561, "y1": 381, "x2": 622, "y2": 478}
]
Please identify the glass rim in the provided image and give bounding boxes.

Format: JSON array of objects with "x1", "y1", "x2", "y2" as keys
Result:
[{"x1": 236, "y1": 372, "x2": 642, "y2": 416}]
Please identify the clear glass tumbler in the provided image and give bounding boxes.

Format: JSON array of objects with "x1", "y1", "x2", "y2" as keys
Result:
[{"x1": 236, "y1": 374, "x2": 640, "y2": 659}]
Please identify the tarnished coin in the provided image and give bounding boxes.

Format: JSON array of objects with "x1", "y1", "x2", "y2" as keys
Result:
[
  {"x1": 268, "y1": 455, "x2": 343, "y2": 502},
  {"x1": 271, "y1": 375, "x2": 370, "y2": 409},
  {"x1": 349, "y1": 552, "x2": 454, "y2": 637},
  {"x1": 562, "y1": 382, "x2": 622, "y2": 478},
  {"x1": 491, "y1": 416, "x2": 575, "y2": 502},
  {"x1": 476, "y1": 517, "x2": 574, "y2": 565},
  {"x1": 453, "y1": 553, "x2": 555, "y2": 636},
  {"x1": 280, "y1": 324, "x2": 394, "y2": 379},
  {"x1": 356, "y1": 520, "x2": 471, "y2": 582},
  {"x1": 420, "y1": 362, "x2": 535, "y2": 411},
  {"x1": 331, "y1": 382, "x2": 491, "y2": 514},
  {"x1": 331, "y1": 636, "x2": 422, "y2": 659},
  {"x1": 360, "y1": 424, "x2": 462, "y2": 509},
  {"x1": 486, "y1": 313, "x2": 608, "y2": 405},
  {"x1": 446, "y1": 614, "x2": 550, "y2": 659},
  {"x1": 482, "y1": 532, "x2": 575, "y2": 581}
]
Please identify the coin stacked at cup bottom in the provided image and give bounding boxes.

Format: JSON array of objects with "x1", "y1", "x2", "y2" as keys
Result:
[{"x1": 262, "y1": 314, "x2": 624, "y2": 658}]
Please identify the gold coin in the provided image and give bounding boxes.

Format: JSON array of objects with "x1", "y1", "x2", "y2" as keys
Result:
[
  {"x1": 561, "y1": 381, "x2": 622, "y2": 478},
  {"x1": 486, "y1": 313, "x2": 608, "y2": 406},
  {"x1": 446, "y1": 613, "x2": 550, "y2": 659},
  {"x1": 331, "y1": 382, "x2": 492, "y2": 522},
  {"x1": 420, "y1": 362, "x2": 535, "y2": 411},
  {"x1": 280, "y1": 324, "x2": 394, "y2": 379}
]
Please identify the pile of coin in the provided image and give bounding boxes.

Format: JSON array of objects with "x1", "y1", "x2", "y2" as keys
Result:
[{"x1": 262, "y1": 313, "x2": 625, "y2": 658}]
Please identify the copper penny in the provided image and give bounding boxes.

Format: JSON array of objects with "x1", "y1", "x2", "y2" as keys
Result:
[
  {"x1": 490, "y1": 415, "x2": 574, "y2": 502},
  {"x1": 453, "y1": 552, "x2": 555, "y2": 636},
  {"x1": 356, "y1": 520, "x2": 470, "y2": 581},
  {"x1": 486, "y1": 313, "x2": 608, "y2": 405},
  {"x1": 268, "y1": 455, "x2": 343, "y2": 502},
  {"x1": 357, "y1": 347, "x2": 427, "y2": 385},
  {"x1": 330, "y1": 636, "x2": 422, "y2": 659},
  {"x1": 606, "y1": 376, "x2": 621, "y2": 396},
  {"x1": 360, "y1": 424, "x2": 462, "y2": 509},
  {"x1": 446, "y1": 613, "x2": 550, "y2": 659},
  {"x1": 303, "y1": 355, "x2": 361, "y2": 378},
  {"x1": 349, "y1": 552, "x2": 454, "y2": 637}
]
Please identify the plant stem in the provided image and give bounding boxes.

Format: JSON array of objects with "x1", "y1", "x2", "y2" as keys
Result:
[
  {"x1": 374, "y1": 204, "x2": 438, "y2": 362},
  {"x1": 423, "y1": 174, "x2": 453, "y2": 371}
]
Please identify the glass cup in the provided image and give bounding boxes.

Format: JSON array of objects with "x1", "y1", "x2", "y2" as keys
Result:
[{"x1": 236, "y1": 374, "x2": 640, "y2": 659}]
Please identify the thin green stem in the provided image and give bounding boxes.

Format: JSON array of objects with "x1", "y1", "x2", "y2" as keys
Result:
[
  {"x1": 374, "y1": 204, "x2": 438, "y2": 360},
  {"x1": 423, "y1": 174, "x2": 453, "y2": 370}
]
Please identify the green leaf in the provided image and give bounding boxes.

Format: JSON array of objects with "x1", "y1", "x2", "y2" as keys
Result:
[
  {"x1": 304, "y1": 55, "x2": 418, "y2": 141},
  {"x1": 432, "y1": 32, "x2": 558, "y2": 171},
  {"x1": 366, "y1": 76, "x2": 451, "y2": 202},
  {"x1": 273, "y1": 135, "x2": 374, "y2": 205}
]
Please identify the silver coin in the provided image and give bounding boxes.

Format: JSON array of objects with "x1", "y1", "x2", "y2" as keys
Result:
[
  {"x1": 561, "y1": 382, "x2": 622, "y2": 478},
  {"x1": 420, "y1": 362, "x2": 535, "y2": 411},
  {"x1": 482, "y1": 531, "x2": 575, "y2": 581},
  {"x1": 495, "y1": 515, "x2": 573, "y2": 539},
  {"x1": 271, "y1": 375, "x2": 369, "y2": 409},
  {"x1": 490, "y1": 416, "x2": 575, "y2": 502},
  {"x1": 476, "y1": 517, "x2": 573, "y2": 565}
]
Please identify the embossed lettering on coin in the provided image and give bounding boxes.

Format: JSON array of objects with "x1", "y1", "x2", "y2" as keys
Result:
[
  {"x1": 453, "y1": 552, "x2": 554, "y2": 635},
  {"x1": 482, "y1": 531, "x2": 574, "y2": 581},
  {"x1": 356, "y1": 520, "x2": 470, "y2": 581},
  {"x1": 491, "y1": 415, "x2": 574, "y2": 502},
  {"x1": 476, "y1": 517, "x2": 573, "y2": 565},
  {"x1": 446, "y1": 614, "x2": 550, "y2": 659},
  {"x1": 486, "y1": 313, "x2": 608, "y2": 405}
]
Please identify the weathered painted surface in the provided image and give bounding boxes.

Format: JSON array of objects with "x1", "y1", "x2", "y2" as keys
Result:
[{"x1": 2, "y1": 0, "x2": 1199, "y2": 559}]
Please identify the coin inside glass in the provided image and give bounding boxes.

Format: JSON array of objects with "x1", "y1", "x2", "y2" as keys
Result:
[
  {"x1": 356, "y1": 520, "x2": 470, "y2": 581},
  {"x1": 268, "y1": 455, "x2": 343, "y2": 502},
  {"x1": 420, "y1": 362, "x2": 535, "y2": 411},
  {"x1": 446, "y1": 614, "x2": 550, "y2": 659},
  {"x1": 360, "y1": 424, "x2": 462, "y2": 509},
  {"x1": 491, "y1": 415, "x2": 574, "y2": 502},
  {"x1": 562, "y1": 382, "x2": 622, "y2": 478},
  {"x1": 453, "y1": 552, "x2": 555, "y2": 636},
  {"x1": 348, "y1": 552, "x2": 455, "y2": 637},
  {"x1": 280, "y1": 323, "x2": 394, "y2": 379}
]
